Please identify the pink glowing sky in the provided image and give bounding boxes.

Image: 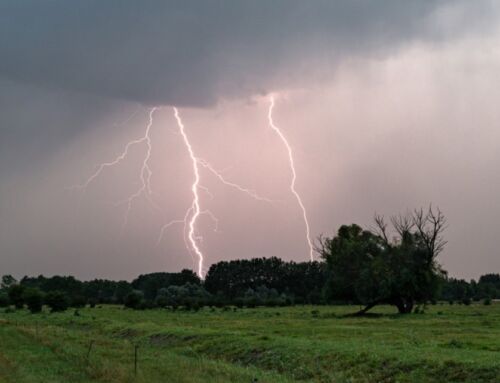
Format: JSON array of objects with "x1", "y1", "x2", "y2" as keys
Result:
[{"x1": 1, "y1": 1, "x2": 499, "y2": 280}]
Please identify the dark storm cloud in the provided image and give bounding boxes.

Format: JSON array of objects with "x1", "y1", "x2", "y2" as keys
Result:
[
  {"x1": 0, "y1": 0, "x2": 493, "y2": 106},
  {"x1": 1, "y1": 1, "x2": 499, "y2": 282}
]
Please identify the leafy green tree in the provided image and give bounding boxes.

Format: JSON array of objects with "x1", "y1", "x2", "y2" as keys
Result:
[
  {"x1": 44, "y1": 291, "x2": 69, "y2": 312},
  {"x1": 240, "y1": 286, "x2": 288, "y2": 307},
  {"x1": 281, "y1": 261, "x2": 327, "y2": 304},
  {"x1": 0, "y1": 292, "x2": 9, "y2": 307},
  {"x1": 319, "y1": 207, "x2": 447, "y2": 314},
  {"x1": 114, "y1": 281, "x2": 133, "y2": 304},
  {"x1": 154, "y1": 288, "x2": 170, "y2": 308},
  {"x1": 154, "y1": 283, "x2": 211, "y2": 310},
  {"x1": 70, "y1": 295, "x2": 87, "y2": 308},
  {"x1": 124, "y1": 290, "x2": 144, "y2": 309},
  {"x1": 205, "y1": 257, "x2": 287, "y2": 299},
  {"x1": 22, "y1": 288, "x2": 44, "y2": 313},
  {"x1": 8, "y1": 284, "x2": 25, "y2": 309},
  {"x1": 205, "y1": 257, "x2": 326, "y2": 305},
  {"x1": 132, "y1": 270, "x2": 200, "y2": 301},
  {"x1": 319, "y1": 224, "x2": 381, "y2": 305},
  {"x1": 1, "y1": 275, "x2": 17, "y2": 290}
]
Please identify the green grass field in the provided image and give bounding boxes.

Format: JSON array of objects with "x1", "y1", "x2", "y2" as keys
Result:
[{"x1": 0, "y1": 304, "x2": 498, "y2": 383}]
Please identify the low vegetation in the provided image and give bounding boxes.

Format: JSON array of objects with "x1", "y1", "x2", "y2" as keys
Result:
[{"x1": 0, "y1": 304, "x2": 498, "y2": 382}]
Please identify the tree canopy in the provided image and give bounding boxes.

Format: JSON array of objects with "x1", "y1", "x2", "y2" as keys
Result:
[{"x1": 319, "y1": 207, "x2": 447, "y2": 313}]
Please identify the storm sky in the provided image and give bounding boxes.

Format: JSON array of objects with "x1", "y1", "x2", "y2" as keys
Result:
[{"x1": 1, "y1": 1, "x2": 499, "y2": 280}]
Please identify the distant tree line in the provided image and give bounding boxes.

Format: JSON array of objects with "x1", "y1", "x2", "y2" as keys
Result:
[
  {"x1": 0, "y1": 260, "x2": 326, "y2": 312},
  {"x1": 1, "y1": 267, "x2": 497, "y2": 314},
  {"x1": 440, "y1": 274, "x2": 499, "y2": 305},
  {"x1": 1, "y1": 207, "x2": 498, "y2": 314}
]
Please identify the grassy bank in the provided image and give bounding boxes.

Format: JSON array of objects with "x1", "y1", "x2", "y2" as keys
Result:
[{"x1": 0, "y1": 304, "x2": 498, "y2": 382}]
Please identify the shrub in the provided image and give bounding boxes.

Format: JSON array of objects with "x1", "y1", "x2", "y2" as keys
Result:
[
  {"x1": 8, "y1": 284, "x2": 25, "y2": 309},
  {"x1": 71, "y1": 295, "x2": 87, "y2": 308},
  {"x1": 0, "y1": 292, "x2": 9, "y2": 307},
  {"x1": 414, "y1": 305, "x2": 425, "y2": 314},
  {"x1": 22, "y1": 288, "x2": 44, "y2": 313},
  {"x1": 242, "y1": 286, "x2": 290, "y2": 308},
  {"x1": 155, "y1": 283, "x2": 211, "y2": 310},
  {"x1": 155, "y1": 294, "x2": 168, "y2": 308},
  {"x1": 124, "y1": 290, "x2": 143, "y2": 309},
  {"x1": 45, "y1": 291, "x2": 70, "y2": 312},
  {"x1": 154, "y1": 287, "x2": 169, "y2": 308},
  {"x1": 461, "y1": 297, "x2": 471, "y2": 306},
  {"x1": 483, "y1": 297, "x2": 492, "y2": 305}
]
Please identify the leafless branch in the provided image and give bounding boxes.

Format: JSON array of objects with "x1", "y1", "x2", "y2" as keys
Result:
[
  {"x1": 372, "y1": 214, "x2": 390, "y2": 246},
  {"x1": 391, "y1": 212, "x2": 415, "y2": 237},
  {"x1": 413, "y1": 205, "x2": 447, "y2": 259}
]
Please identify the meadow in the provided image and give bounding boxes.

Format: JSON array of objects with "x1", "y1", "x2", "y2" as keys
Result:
[{"x1": 0, "y1": 304, "x2": 498, "y2": 383}]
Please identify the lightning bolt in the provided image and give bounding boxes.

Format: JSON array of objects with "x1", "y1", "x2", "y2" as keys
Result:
[
  {"x1": 72, "y1": 107, "x2": 159, "y2": 227},
  {"x1": 117, "y1": 107, "x2": 159, "y2": 227},
  {"x1": 74, "y1": 103, "x2": 287, "y2": 278},
  {"x1": 197, "y1": 159, "x2": 273, "y2": 203},
  {"x1": 173, "y1": 107, "x2": 205, "y2": 278},
  {"x1": 159, "y1": 108, "x2": 273, "y2": 277},
  {"x1": 268, "y1": 96, "x2": 314, "y2": 261}
]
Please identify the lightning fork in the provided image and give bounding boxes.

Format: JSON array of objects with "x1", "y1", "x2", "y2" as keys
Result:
[
  {"x1": 72, "y1": 108, "x2": 159, "y2": 227},
  {"x1": 267, "y1": 96, "x2": 314, "y2": 261},
  {"x1": 197, "y1": 159, "x2": 274, "y2": 203},
  {"x1": 173, "y1": 107, "x2": 205, "y2": 278}
]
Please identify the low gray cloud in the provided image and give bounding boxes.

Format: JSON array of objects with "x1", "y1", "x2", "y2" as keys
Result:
[{"x1": 0, "y1": 1, "x2": 494, "y2": 106}]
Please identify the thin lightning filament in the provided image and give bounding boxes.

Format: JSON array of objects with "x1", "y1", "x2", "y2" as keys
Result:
[{"x1": 268, "y1": 96, "x2": 314, "y2": 261}]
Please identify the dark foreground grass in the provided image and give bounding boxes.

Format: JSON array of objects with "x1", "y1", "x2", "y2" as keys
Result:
[{"x1": 0, "y1": 304, "x2": 498, "y2": 382}]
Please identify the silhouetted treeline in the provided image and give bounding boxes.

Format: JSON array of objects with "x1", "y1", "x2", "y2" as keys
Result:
[
  {"x1": 1, "y1": 267, "x2": 498, "y2": 313},
  {"x1": 440, "y1": 274, "x2": 500, "y2": 304},
  {"x1": 204, "y1": 258, "x2": 326, "y2": 304},
  {"x1": 0, "y1": 259, "x2": 326, "y2": 311},
  {"x1": 1, "y1": 208, "x2": 498, "y2": 314}
]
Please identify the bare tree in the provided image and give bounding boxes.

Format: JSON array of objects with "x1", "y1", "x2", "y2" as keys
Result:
[
  {"x1": 372, "y1": 214, "x2": 390, "y2": 247},
  {"x1": 413, "y1": 206, "x2": 447, "y2": 262},
  {"x1": 391, "y1": 212, "x2": 415, "y2": 238}
]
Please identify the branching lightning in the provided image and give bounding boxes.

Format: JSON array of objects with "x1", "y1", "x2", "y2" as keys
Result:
[
  {"x1": 157, "y1": 108, "x2": 273, "y2": 277},
  {"x1": 198, "y1": 159, "x2": 273, "y2": 203},
  {"x1": 173, "y1": 107, "x2": 205, "y2": 277},
  {"x1": 72, "y1": 108, "x2": 159, "y2": 227},
  {"x1": 268, "y1": 96, "x2": 314, "y2": 261},
  {"x1": 117, "y1": 107, "x2": 159, "y2": 226},
  {"x1": 74, "y1": 100, "x2": 310, "y2": 278}
]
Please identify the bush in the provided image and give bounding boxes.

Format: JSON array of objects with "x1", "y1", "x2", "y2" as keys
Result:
[
  {"x1": 124, "y1": 290, "x2": 143, "y2": 309},
  {"x1": 8, "y1": 284, "x2": 25, "y2": 309},
  {"x1": 483, "y1": 297, "x2": 492, "y2": 305},
  {"x1": 71, "y1": 295, "x2": 87, "y2": 308},
  {"x1": 154, "y1": 294, "x2": 168, "y2": 308},
  {"x1": 22, "y1": 288, "x2": 44, "y2": 313},
  {"x1": 154, "y1": 283, "x2": 211, "y2": 310},
  {"x1": 242, "y1": 286, "x2": 290, "y2": 308},
  {"x1": 0, "y1": 292, "x2": 9, "y2": 307},
  {"x1": 45, "y1": 291, "x2": 70, "y2": 312},
  {"x1": 461, "y1": 297, "x2": 471, "y2": 306}
]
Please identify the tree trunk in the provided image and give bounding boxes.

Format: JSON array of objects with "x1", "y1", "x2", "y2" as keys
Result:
[
  {"x1": 354, "y1": 301, "x2": 378, "y2": 315},
  {"x1": 395, "y1": 298, "x2": 414, "y2": 314}
]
